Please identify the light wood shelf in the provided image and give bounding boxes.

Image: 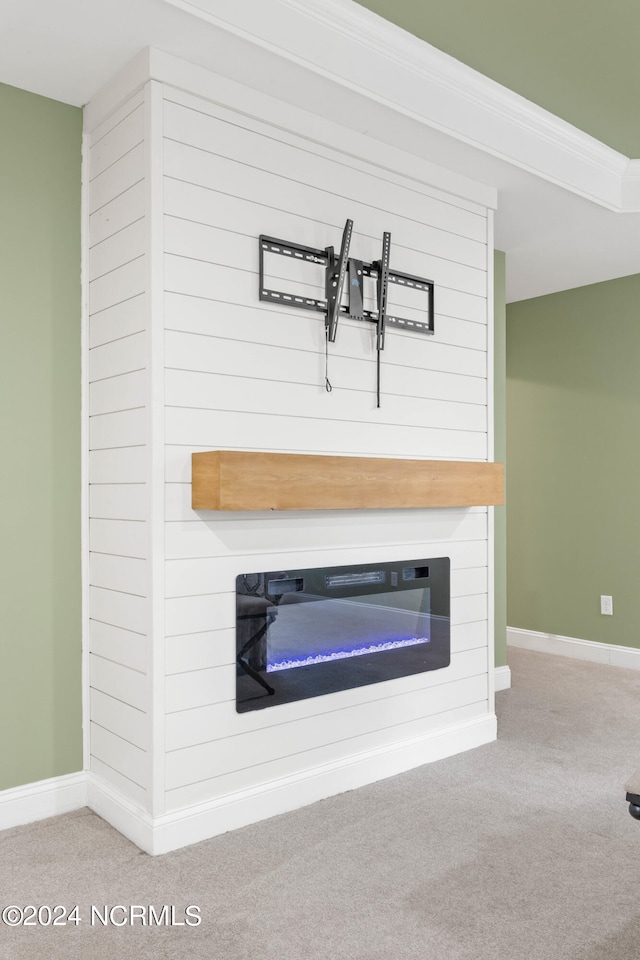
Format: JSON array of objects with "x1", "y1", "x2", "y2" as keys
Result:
[{"x1": 191, "y1": 451, "x2": 504, "y2": 512}]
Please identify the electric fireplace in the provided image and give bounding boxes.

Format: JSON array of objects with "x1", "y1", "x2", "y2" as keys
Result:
[{"x1": 236, "y1": 557, "x2": 450, "y2": 712}]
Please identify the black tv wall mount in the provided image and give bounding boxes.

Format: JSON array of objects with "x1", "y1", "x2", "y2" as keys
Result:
[{"x1": 258, "y1": 219, "x2": 434, "y2": 406}]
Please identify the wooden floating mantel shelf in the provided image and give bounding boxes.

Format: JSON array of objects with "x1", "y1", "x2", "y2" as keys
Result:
[{"x1": 191, "y1": 451, "x2": 504, "y2": 512}]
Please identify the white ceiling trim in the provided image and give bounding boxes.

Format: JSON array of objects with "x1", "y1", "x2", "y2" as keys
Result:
[{"x1": 158, "y1": 0, "x2": 640, "y2": 212}]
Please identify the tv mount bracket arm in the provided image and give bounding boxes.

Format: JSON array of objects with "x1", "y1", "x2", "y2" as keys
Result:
[{"x1": 258, "y1": 219, "x2": 435, "y2": 406}]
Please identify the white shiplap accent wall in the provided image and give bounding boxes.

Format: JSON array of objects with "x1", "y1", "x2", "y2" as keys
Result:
[
  {"x1": 86, "y1": 88, "x2": 151, "y2": 809},
  {"x1": 160, "y1": 86, "x2": 494, "y2": 814},
  {"x1": 83, "y1": 54, "x2": 496, "y2": 851}
]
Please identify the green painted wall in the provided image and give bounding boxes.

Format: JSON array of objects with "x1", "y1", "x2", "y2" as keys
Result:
[
  {"x1": 494, "y1": 251, "x2": 507, "y2": 667},
  {"x1": 507, "y1": 274, "x2": 640, "y2": 647},
  {"x1": 0, "y1": 84, "x2": 82, "y2": 789}
]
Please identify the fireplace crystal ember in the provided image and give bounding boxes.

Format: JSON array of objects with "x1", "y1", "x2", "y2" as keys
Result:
[{"x1": 236, "y1": 558, "x2": 450, "y2": 712}]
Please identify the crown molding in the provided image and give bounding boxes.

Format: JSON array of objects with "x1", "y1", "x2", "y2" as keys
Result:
[
  {"x1": 621, "y1": 160, "x2": 640, "y2": 212},
  {"x1": 160, "y1": 0, "x2": 622, "y2": 207},
  {"x1": 156, "y1": 0, "x2": 640, "y2": 214}
]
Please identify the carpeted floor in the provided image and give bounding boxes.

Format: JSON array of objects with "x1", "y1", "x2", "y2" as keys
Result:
[{"x1": 1, "y1": 646, "x2": 639, "y2": 960}]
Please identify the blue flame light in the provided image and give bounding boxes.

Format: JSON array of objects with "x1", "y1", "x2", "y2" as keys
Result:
[{"x1": 266, "y1": 635, "x2": 429, "y2": 673}]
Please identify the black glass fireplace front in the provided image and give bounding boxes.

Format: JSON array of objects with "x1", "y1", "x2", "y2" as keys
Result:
[{"x1": 236, "y1": 557, "x2": 450, "y2": 712}]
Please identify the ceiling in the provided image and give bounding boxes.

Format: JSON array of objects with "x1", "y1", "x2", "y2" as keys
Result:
[{"x1": 2, "y1": 0, "x2": 640, "y2": 303}]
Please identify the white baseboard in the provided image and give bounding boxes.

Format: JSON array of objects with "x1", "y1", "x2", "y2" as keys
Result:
[
  {"x1": 89, "y1": 713, "x2": 496, "y2": 856},
  {"x1": 2, "y1": 713, "x2": 498, "y2": 854},
  {"x1": 86, "y1": 774, "x2": 155, "y2": 852},
  {"x1": 0, "y1": 772, "x2": 87, "y2": 832},
  {"x1": 494, "y1": 665, "x2": 512, "y2": 691},
  {"x1": 507, "y1": 626, "x2": 640, "y2": 670}
]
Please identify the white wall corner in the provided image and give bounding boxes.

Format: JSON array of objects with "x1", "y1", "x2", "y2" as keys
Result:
[
  {"x1": 86, "y1": 774, "x2": 156, "y2": 854},
  {"x1": 494, "y1": 664, "x2": 511, "y2": 691},
  {"x1": 0, "y1": 773, "x2": 87, "y2": 833},
  {"x1": 507, "y1": 626, "x2": 640, "y2": 671}
]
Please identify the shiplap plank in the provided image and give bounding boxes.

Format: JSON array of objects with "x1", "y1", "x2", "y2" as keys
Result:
[
  {"x1": 454, "y1": 620, "x2": 488, "y2": 652},
  {"x1": 165, "y1": 651, "x2": 486, "y2": 786},
  {"x1": 89, "y1": 332, "x2": 147, "y2": 382},
  {"x1": 163, "y1": 172, "x2": 486, "y2": 272},
  {"x1": 165, "y1": 643, "x2": 484, "y2": 717},
  {"x1": 166, "y1": 216, "x2": 484, "y2": 311},
  {"x1": 166, "y1": 664, "x2": 233, "y2": 713},
  {"x1": 89, "y1": 294, "x2": 146, "y2": 349},
  {"x1": 89, "y1": 182, "x2": 145, "y2": 248},
  {"x1": 89, "y1": 619, "x2": 147, "y2": 673},
  {"x1": 90, "y1": 519, "x2": 147, "y2": 559},
  {"x1": 90, "y1": 553, "x2": 148, "y2": 597},
  {"x1": 90, "y1": 722, "x2": 148, "y2": 788},
  {"x1": 165, "y1": 669, "x2": 486, "y2": 754},
  {"x1": 164, "y1": 300, "x2": 486, "y2": 404},
  {"x1": 165, "y1": 229, "x2": 483, "y2": 308},
  {"x1": 164, "y1": 323, "x2": 484, "y2": 386},
  {"x1": 164, "y1": 696, "x2": 487, "y2": 811},
  {"x1": 89, "y1": 218, "x2": 145, "y2": 281},
  {"x1": 164, "y1": 507, "x2": 487, "y2": 559},
  {"x1": 166, "y1": 593, "x2": 230, "y2": 638},
  {"x1": 89, "y1": 447, "x2": 147, "y2": 484},
  {"x1": 88, "y1": 90, "x2": 145, "y2": 145},
  {"x1": 454, "y1": 593, "x2": 489, "y2": 625},
  {"x1": 89, "y1": 653, "x2": 147, "y2": 711},
  {"x1": 163, "y1": 288, "x2": 484, "y2": 392},
  {"x1": 166, "y1": 254, "x2": 484, "y2": 334},
  {"x1": 164, "y1": 540, "x2": 487, "y2": 598},
  {"x1": 90, "y1": 408, "x2": 147, "y2": 451},
  {"x1": 164, "y1": 370, "x2": 485, "y2": 435},
  {"x1": 165, "y1": 201, "x2": 483, "y2": 290},
  {"x1": 164, "y1": 407, "x2": 487, "y2": 462},
  {"x1": 165, "y1": 325, "x2": 486, "y2": 409},
  {"x1": 89, "y1": 142, "x2": 145, "y2": 214},
  {"x1": 165, "y1": 284, "x2": 484, "y2": 338},
  {"x1": 89, "y1": 257, "x2": 146, "y2": 316},
  {"x1": 166, "y1": 635, "x2": 485, "y2": 732},
  {"x1": 452, "y1": 566, "x2": 488, "y2": 597},
  {"x1": 164, "y1": 508, "x2": 487, "y2": 559},
  {"x1": 90, "y1": 370, "x2": 147, "y2": 416},
  {"x1": 90, "y1": 585, "x2": 148, "y2": 635},
  {"x1": 90, "y1": 104, "x2": 144, "y2": 181},
  {"x1": 163, "y1": 101, "x2": 487, "y2": 252},
  {"x1": 166, "y1": 87, "x2": 488, "y2": 219},
  {"x1": 166, "y1": 630, "x2": 232, "y2": 675},
  {"x1": 90, "y1": 484, "x2": 148, "y2": 521},
  {"x1": 163, "y1": 290, "x2": 485, "y2": 356},
  {"x1": 90, "y1": 689, "x2": 148, "y2": 750},
  {"x1": 162, "y1": 141, "x2": 486, "y2": 298},
  {"x1": 90, "y1": 756, "x2": 147, "y2": 807}
]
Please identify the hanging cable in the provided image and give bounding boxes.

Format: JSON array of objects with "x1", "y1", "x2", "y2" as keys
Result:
[{"x1": 324, "y1": 328, "x2": 333, "y2": 393}]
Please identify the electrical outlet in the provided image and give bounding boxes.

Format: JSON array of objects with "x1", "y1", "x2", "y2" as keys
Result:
[{"x1": 600, "y1": 595, "x2": 613, "y2": 616}]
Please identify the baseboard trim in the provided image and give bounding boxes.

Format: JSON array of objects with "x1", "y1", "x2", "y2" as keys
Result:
[
  {"x1": 100, "y1": 713, "x2": 496, "y2": 855},
  {"x1": 86, "y1": 774, "x2": 155, "y2": 852},
  {"x1": 0, "y1": 772, "x2": 87, "y2": 832},
  {"x1": 494, "y1": 665, "x2": 512, "y2": 691},
  {"x1": 507, "y1": 627, "x2": 640, "y2": 670},
  {"x1": 2, "y1": 715, "x2": 498, "y2": 854}
]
